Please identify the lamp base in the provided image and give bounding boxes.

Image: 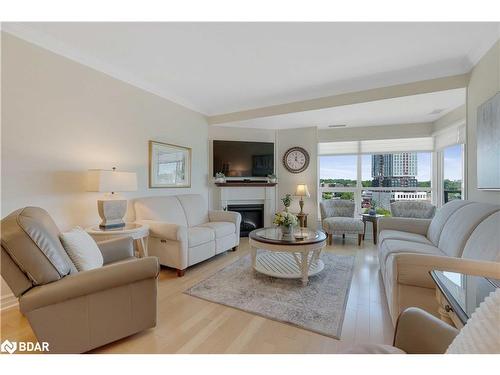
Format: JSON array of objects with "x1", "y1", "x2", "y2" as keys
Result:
[
  {"x1": 299, "y1": 198, "x2": 304, "y2": 214},
  {"x1": 97, "y1": 199, "x2": 127, "y2": 229}
]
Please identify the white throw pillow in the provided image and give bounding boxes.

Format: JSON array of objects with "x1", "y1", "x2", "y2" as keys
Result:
[{"x1": 60, "y1": 227, "x2": 104, "y2": 271}]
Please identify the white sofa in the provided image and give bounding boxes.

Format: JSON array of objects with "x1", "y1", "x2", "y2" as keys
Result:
[
  {"x1": 134, "y1": 194, "x2": 241, "y2": 276},
  {"x1": 378, "y1": 200, "x2": 500, "y2": 325}
]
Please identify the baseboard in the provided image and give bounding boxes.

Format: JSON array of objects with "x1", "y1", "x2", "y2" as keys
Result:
[{"x1": 0, "y1": 293, "x2": 18, "y2": 311}]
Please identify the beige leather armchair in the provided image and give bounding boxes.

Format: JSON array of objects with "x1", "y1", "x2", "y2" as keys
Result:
[
  {"x1": 1, "y1": 207, "x2": 160, "y2": 353},
  {"x1": 345, "y1": 307, "x2": 459, "y2": 354}
]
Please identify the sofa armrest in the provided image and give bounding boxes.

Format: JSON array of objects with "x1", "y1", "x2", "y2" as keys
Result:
[
  {"x1": 136, "y1": 219, "x2": 187, "y2": 242},
  {"x1": 19, "y1": 257, "x2": 159, "y2": 314},
  {"x1": 97, "y1": 237, "x2": 134, "y2": 265},
  {"x1": 394, "y1": 307, "x2": 458, "y2": 354},
  {"x1": 209, "y1": 210, "x2": 241, "y2": 225},
  {"x1": 378, "y1": 217, "x2": 431, "y2": 236},
  {"x1": 394, "y1": 253, "x2": 500, "y2": 289}
]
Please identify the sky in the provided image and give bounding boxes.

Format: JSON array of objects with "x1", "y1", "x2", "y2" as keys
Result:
[{"x1": 319, "y1": 150, "x2": 463, "y2": 181}]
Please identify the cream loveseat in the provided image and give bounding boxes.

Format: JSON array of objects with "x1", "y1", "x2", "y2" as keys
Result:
[
  {"x1": 378, "y1": 200, "x2": 500, "y2": 324},
  {"x1": 134, "y1": 194, "x2": 241, "y2": 276}
]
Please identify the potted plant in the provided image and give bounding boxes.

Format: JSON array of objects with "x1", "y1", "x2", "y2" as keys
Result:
[
  {"x1": 267, "y1": 173, "x2": 277, "y2": 183},
  {"x1": 273, "y1": 211, "x2": 298, "y2": 236},
  {"x1": 215, "y1": 172, "x2": 226, "y2": 183},
  {"x1": 369, "y1": 199, "x2": 377, "y2": 216},
  {"x1": 281, "y1": 193, "x2": 292, "y2": 212}
]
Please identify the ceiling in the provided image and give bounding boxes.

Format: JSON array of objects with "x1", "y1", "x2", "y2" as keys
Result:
[
  {"x1": 216, "y1": 88, "x2": 466, "y2": 129},
  {"x1": 4, "y1": 22, "x2": 499, "y2": 117}
]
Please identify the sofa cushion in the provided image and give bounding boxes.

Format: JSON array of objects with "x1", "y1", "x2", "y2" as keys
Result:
[
  {"x1": 427, "y1": 200, "x2": 472, "y2": 245},
  {"x1": 322, "y1": 217, "x2": 363, "y2": 234},
  {"x1": 199, "y1": 222, "x2": 236, "y2": 238},
  {"x1": 0, "y1": 207, "x2": 77, "y2": 286},
  {"x1": 187, "y1": 227, "x2": 215, "y2": 247},
  {"x1": 134, "y1": 196, "x2": 188, "y2": 227},
  {"x1": 177, "y1": 194, "x2": 209, "y2": 227},
  {"x1": 379, "y1": 230, "x2": 432, "y2": 246},
  {"x1": 438, "y1": 203, "x2": 500, "y2": 258},
  {"x1": 390, "y1": 201, "x2": 436, "y2": 219},
  {"x1": 462, "y1": 211, "x2": 500, "y2": 262},
  {"x1": 60, "y1": 227, "x2": 104, "y2": 271},
  {"x1": 379, "y1": 239, "x2": 445, "y2": 277}
]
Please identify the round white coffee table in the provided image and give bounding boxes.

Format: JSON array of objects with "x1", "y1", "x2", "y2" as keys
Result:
[
  {"x1": 248, "y1": 227, "x2": 327, "y2": 285},
  {"x1": 86, "y1": 223, "x2": 149, "y2": 257}
]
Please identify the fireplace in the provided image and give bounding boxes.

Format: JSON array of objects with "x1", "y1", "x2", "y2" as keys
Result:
[{"x1": 227, "y1": 204, "x2": 264, "y2": 237}]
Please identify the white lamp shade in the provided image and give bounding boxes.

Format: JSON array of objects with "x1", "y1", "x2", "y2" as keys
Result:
[
  {"x1": 295, "y1": 184, "x2": 310, "y2": 197},
  {"x1": 87, "y1": 169, "x2": 137, "y2": 193}
]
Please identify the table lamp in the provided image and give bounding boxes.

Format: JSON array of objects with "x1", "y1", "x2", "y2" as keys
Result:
[
  {"x1": 295, "y1": 184, "x2": 310, "y2": 214},
  {"x1": 87, "y1": 167, "x2": 137, "y2": 229}
]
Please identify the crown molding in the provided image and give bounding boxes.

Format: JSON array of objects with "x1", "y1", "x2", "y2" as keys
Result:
[{"x1": 1, "y1": 23, "x2": 208, "y2": 116}]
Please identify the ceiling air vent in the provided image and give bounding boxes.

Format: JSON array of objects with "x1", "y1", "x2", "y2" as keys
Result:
[{"x1": 327, "y1": 124, "x2": 347, "y2": 128}]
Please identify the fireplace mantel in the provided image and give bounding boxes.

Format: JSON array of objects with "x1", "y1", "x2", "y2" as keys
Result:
[{"x1": 214, "y1": 182, "x2": 277, "y2": 187}]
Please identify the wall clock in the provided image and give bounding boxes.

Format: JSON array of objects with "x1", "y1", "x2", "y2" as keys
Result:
[{"x1": 283, "y1": 146, "x2": 310, "y2": 173}]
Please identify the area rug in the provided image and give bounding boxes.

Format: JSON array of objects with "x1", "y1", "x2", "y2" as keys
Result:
[{"x1": 184, "y1": 253, "x2": 355, "y2": 339}]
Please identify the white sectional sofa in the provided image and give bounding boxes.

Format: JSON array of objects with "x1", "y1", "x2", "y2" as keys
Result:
[
  {"x1": 378, "y1": 200, "x2": 500, "y2": 324},
  {"x1": 134, "y1": 194, "x2": 241, "y2": 276}
]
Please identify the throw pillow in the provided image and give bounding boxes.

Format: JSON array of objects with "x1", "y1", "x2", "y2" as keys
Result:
[{"x1": 60, "y1": 227, "x2": 104, "y2": 271}]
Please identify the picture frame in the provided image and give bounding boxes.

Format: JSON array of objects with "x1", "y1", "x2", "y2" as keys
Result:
[{"x1": 149, "y1": 140, "x2": 191, "y2": 188}]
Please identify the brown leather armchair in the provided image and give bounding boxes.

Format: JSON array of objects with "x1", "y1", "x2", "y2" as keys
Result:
[{"x1": 1, "y1": 207, "x2": 160, "y2": 353}]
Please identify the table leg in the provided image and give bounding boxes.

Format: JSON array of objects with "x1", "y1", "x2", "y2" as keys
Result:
[
  {"x1": 373, "y1": 220, "x2": 378, "y2": 245},
  {"x1": 135, "y1": 238, "x2": 148, "y2": 258},
  {"x1": 363, "y1": 220, "x2": 366, "y2": 240},
  {"x1": 250, "y1": 246, "x2": 257, "y2": 269},
  {"x1": 301, "y1": 252, "x2": 309, "y2": 285}
]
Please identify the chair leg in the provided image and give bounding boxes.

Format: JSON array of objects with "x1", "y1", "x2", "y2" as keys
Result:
[
  {"x1": 230, "y1": 246, "x2": 238, "y2": 251},
  {"x1": 176, "y1": 269, "x2": 185, "y2": 277},
  {"x1": 342, "y1": 233, "x2": 345, "y2": 239},
  {"x1": 328, "y1": 233, "x2": 333, "y2": 246},
  {"x1": 358, "y1": 233, "x2": 362, "y2": 246}
]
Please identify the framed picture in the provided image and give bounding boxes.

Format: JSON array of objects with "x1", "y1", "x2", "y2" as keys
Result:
[
  {"x1": 477, "y1": 92, "x2": 500, "y2": 190},
  {"x1": 149, "y1": 140, "x2": 191, "y2": 188}
]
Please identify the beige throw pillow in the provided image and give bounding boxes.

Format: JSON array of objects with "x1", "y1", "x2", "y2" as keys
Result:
[{"x1": 60, "y1": 227, "x2": 104, "y2": 271}]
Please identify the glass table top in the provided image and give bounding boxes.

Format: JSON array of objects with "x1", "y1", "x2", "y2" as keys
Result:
[
  {"x1": 89, "y1": 223, "x2": 143, "y2": 232},
  {"x1": 431, "y1": 270, "x2": 499, "y2": 324},
  {"x1": 249, "y1": 227, "x2": 326, "y2": 245}
]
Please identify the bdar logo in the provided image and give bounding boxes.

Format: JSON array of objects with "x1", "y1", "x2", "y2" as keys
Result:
[{"x1": 1, "y1": 339, "x2": 17, "y2": 354}]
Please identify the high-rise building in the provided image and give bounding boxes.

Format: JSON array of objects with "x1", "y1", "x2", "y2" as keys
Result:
[{"x1": 371, "y1": 152, "x2": 418, "y2": 187}]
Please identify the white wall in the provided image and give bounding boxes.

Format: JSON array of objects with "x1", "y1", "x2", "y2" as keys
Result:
[
  {"x1": 276, "y1": 127, "x2": 319, "y2": 228},
  {"x1": 466, "y1": 40, "x2": 500, "y2": 204},
  {"x1": 1, "y1": 33, "x2": 209, "y2": 307}
]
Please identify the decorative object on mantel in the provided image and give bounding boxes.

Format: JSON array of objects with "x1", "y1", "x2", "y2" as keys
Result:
[
  {"x1": 185, "y1": 253, "x2": 355, "y2": 339},
  {"x1": 476, "y1": 92, "x2": 499, "y2": 190},
  {"x1": 267, "y1": 173, "x2": 277, "y2": 183},
  {"x1": 87, "y1": 168, "x2": 137, "y2": 229},
  {"x1": 149, "y1": 140, "x2": 191, "y2": 188},
  {"x1": 273, "y1": 211, "x2": 298, "y2": 236},
  {"x1": 283, "y1": 146, "x2": 310, "y2": 173},
  {"x1": 215, "y1": 172, "x2": 226, "y2": 183},
  {"x1": 281, "y1": 193, "x2": 292, "y2": 212},
  {"x1": 294, "y1": 184, "x2": 310, "y2": 214}
]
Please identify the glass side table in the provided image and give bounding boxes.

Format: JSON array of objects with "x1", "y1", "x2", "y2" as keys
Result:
[{"x1": 430, "y1": 270, "x2": 499, "y2": 328}]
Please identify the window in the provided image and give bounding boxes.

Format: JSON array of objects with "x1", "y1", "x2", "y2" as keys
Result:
[
  {"x1": 318, "y1": 138, "x2": 434, "y2": 217},
  {"x1": 443, "y1": 144, "x2": 463, "y2": 203}
]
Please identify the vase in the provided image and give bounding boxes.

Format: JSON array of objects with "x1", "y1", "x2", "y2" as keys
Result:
[
  {"x1": 369, "y1": 209, "x2": 377, "y2": 216},
  {"x1": 281, "y1": 224, "x2": 293, "y2": 236}
]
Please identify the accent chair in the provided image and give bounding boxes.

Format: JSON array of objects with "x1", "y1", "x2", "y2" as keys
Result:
[{"x1": 320, "y1": 199, "x2": 364, "y2": 246}]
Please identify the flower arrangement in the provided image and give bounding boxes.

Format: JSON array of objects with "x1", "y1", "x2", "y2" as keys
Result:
[
  {"x1": 273, "y1": 211, "x2": 298, "y2": 227},
  {"x1": 281, "y1": 193, "x2": 292, "y2": 211},
  {"x1": 267, "y1": 173, "x2": 277, "y2": 183},
  {"x1": 215, "y1": 172, "x2": 225, "y2": 183}
]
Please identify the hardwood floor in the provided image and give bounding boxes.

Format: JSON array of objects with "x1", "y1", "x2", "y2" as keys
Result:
[{"x1": 0, "y1": 237, "x2": 394, "y2": 354}]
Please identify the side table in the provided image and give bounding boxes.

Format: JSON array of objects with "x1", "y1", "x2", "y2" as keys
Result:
[
  {"x1": 86, "y1": 223, "x2": 149, "y2": 257},
  {"x1": 361, "y1": 214, "x2": 384, "y2": 244}
]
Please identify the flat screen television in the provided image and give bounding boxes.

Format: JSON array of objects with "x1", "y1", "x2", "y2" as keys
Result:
[{"x1": 213, "y1": 140, "x2": 274, "y2": 177}]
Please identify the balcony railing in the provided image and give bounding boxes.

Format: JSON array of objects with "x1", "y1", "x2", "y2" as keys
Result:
[{"x1": 444, "y1": 190, "x2": 461, "y2": 203}]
